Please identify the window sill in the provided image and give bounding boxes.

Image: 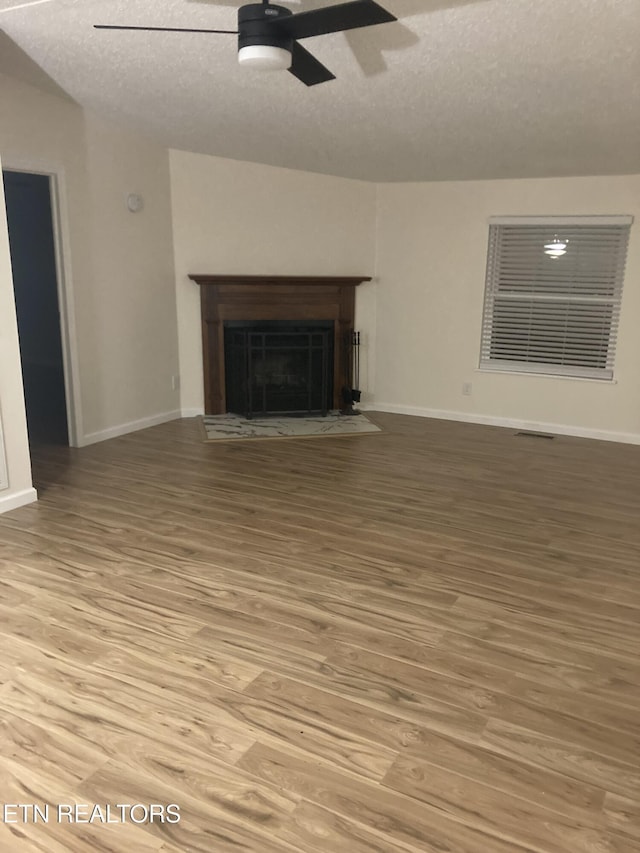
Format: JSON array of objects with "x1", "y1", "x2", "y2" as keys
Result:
[{"x1": 475, "y1": 367, "x2": 617, "y2": 385}]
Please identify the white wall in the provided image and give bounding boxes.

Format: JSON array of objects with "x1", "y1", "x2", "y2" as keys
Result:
[
  {"x1": 169, "y1": 150, "x2": 377, "y2": 414},
  {"x1": 81, "y1": 113, "x2": 179, "y2": 441},
  {"x1": 0, "y1": 152, "x2": 36, "y2": 512},
  {"x1": 374, "y1": 175, "x2": 640, "y2": 442},
  {"x1": 0, "y1": 73, "x2": 180, "y2": 454}
]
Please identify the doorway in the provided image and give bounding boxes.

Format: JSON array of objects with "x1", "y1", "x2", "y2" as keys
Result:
[{"x1": 3, "y1": 170, "x2": 69, "y2": 445}]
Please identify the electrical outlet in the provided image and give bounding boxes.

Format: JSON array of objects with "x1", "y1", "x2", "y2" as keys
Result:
[
  {"x1": 462, "y1": 382, "x2": 472, "y2": 396},
  {"x1": 172, "y1": 375, "x2": 180, "y2": 391}
]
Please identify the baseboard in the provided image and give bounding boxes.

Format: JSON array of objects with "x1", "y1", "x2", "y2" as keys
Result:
[
  {"x1": 0, "y1": 486, "x2": 38, "y2": 515},
  {"x1": 363, "y1": 402, "x2": 640, "y2": 446},
  {"x1": 80, "y1": 409, "x2": 182, "y2": 447},
  {"x1": 180, "y1": 407, "x2": 205, "y2": 418}
]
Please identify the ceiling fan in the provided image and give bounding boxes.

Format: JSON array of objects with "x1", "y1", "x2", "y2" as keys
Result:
[{"x1": 94, "y1": 0, "x2": 397, "y2": 86}]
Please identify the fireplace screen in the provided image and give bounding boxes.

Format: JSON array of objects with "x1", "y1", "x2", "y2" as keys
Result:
[{"x1": 224, "y1": 321, "x2": 334, "y2": 418}]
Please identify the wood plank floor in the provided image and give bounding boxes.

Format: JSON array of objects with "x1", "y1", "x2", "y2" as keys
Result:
[{"x1": 0, "y1": 411, "x2": 639, "y2": 852}]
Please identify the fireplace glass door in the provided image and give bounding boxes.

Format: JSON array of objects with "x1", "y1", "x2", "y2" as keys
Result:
[{"x1": 224, "y1": 321, "x2": 334, "y2": 418}]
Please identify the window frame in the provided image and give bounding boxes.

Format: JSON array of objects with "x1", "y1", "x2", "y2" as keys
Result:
[{"x1": 479, "y1": 215, "x2": 633, "y2": 381}]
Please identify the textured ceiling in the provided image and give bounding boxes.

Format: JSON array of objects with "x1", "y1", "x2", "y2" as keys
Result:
[{"x1": 1, "y1": 0, "x2": 639, "y2": 181}]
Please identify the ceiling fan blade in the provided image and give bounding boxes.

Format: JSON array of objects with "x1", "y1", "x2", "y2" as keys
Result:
[
  {"x1": 288, "y1": 41, "x2": 335, "y2": 86},
  {"x1": 276, "y1": 0, "x2": 396, "y2": 41},
  {"x1": 93, "y1": 25, "x2": 237, "y2": 34}
]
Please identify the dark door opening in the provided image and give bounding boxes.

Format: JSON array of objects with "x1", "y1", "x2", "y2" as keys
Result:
[
  {"x1": 3, "y1": 170, "x2": 68, "y2": 445},
  {"x1": 224, "y1": 320, "x2": 334, "y2": 418}
]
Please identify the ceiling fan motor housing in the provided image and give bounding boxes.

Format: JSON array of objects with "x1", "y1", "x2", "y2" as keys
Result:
[{"x1": 238, "y1": 4, "x2": 294, "y2": 53}]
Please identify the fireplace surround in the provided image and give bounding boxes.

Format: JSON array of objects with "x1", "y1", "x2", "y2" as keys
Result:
[{"x1": 189, "y1": 275, "x2": 371, "y2": 415}]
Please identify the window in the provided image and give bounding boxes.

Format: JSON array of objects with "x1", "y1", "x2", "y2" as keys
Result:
[{"x1": 480, "y1": 216, "x2": 632, "y2": 380}]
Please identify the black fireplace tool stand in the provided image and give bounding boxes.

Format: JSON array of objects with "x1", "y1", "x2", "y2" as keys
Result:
[{"x1": 341, "y1": 330, "x2": 362, "y2": 415}]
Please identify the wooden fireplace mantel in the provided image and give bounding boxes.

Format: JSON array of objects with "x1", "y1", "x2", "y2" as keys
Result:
[
  {"x1": 189, "y1": 275, "x2": 371, "y2": 287},
  {"x1": 189, "y1": 274, "x2": 372, "y2": 415}
]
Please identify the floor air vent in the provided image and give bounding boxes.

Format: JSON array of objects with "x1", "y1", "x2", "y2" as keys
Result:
[{"x1": 515, "y1": 431, "x2": 556, "y2": 439}]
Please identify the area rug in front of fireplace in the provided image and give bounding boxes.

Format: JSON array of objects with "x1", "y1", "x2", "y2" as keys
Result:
[{"x1": 201, "y1": 413, "x2": 381, "y2": 442}]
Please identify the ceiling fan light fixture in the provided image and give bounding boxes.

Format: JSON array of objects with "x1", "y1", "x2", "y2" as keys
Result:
[
  {"x1": 94, "y1": 0, "x2": 397, "y2": 86},
  {"x1": 544, "y1": 236, "x2": 568, "y2": 257},
  {"x1": 238, "y1": 44, "x2": 291, "y2": 70}
]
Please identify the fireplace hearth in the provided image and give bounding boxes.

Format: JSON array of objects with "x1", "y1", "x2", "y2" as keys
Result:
[{"x1": 224, "y1": 320, "x2": 333, "y2": 418}]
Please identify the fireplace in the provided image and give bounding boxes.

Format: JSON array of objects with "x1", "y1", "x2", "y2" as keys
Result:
[
  {"x1": 224, "y1": 320, "x2": 333, "y2": 417},
  {"x1": 189, "y1": 275, "x2": 371, "y2": 415}
]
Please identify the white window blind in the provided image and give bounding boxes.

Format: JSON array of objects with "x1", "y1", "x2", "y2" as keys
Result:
[{"x1": 480, "y1": 216, "x2": 632, "y2": 379}]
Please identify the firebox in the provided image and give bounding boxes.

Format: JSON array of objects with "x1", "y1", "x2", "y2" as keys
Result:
[{"x1": 224, "y1": 320, "x2": 334, "y2": 418}]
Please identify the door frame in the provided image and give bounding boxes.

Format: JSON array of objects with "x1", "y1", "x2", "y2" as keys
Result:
[{"x1": 3, "y1": 159, "x2": 82, "y2": 447}]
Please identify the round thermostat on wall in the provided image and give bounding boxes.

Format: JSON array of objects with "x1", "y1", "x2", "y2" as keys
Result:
[{"x1": 126, "y1": 193, "x2": 144, "y2": 213}]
